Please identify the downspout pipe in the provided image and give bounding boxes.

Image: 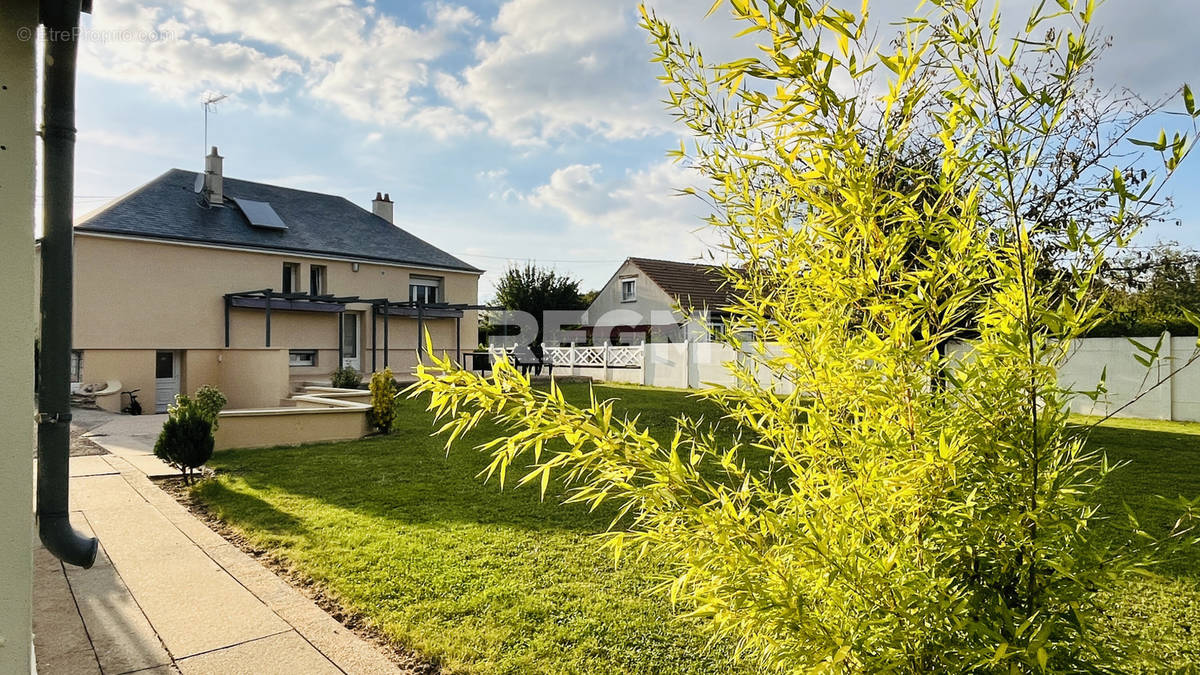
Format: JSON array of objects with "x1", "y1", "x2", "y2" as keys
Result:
[{"x1": 37, "y1": 0, "x2": 98, "y2": 569}]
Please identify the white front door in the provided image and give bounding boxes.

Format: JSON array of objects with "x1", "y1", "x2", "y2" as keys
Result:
[
  {"x1": 155, "y1": 350, "x2": 180, "y2": 413},
  {"x1": 341, "y1": 313, "x2": 360, "y2": 371}
]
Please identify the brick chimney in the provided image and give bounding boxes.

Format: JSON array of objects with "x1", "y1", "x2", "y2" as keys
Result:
[
  {"x1": 203, "y1": 146, "x2": 224, "y2": 205},
  {"x1": 372, "y1": 191, "x2": 393, "y2": 223}
]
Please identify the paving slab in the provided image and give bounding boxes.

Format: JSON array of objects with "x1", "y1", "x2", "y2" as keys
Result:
[
  {"x1": 118, "y1": 454, "x2": 180, "y2": 478},
  {"x1": 273, "y1": 601, "x2": 401, "y2": 675},
  {"x1": 71, "y1": 454, "x2": 119, "y2": 477},
  {"x1": 62, "y1": 516, "x2": 173, "y2": 674},
  {"x1": 80, "y1": 492, "x2": 290, "y2": 658},
  {"x1": 81, "y1": 415, "x2": 178, "y2": 477},
  {"x1": 32, "y1": 546, "x2": 101, "y2": 675},
  {"x1": 175, "y1": 630, "x2": 341, "y2": 675},
  {"x1": 37, "y1": 417, "x2": 404, "y2": 674}
]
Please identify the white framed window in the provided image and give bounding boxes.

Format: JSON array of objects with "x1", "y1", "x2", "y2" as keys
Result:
[
  {"x1": 289, "y1": 349, "x2": 317, "y2": 367},
  {"x1": 409, "y1": 276, "x2": 442, "y2": 304},
  {"x1": 620, "y1": 277, "x2": 637, "y2": 302},
  {"x1": 70, "y1": 350, "x2": 83, "y2": 383},
  {"x1": 282, "y1": 262, "x2": 300, "y2": 294},
  {"x1": 310, "y1": 265, "x2": 327, "y2": 296},
  {"x1": 710, "y1": 316, "x2": 727, "y2": 338}
]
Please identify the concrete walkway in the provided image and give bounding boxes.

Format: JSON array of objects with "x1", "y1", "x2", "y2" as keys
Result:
[{"x1": 34, "y1": 411, "x2": 403, "y2": 674}]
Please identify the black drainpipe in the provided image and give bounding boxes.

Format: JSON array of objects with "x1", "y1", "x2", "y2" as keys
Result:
[{"x1": 37, "y1": 0, "x2": 98, "y2": 569}]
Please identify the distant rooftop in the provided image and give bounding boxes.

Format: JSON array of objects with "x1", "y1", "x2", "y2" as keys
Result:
[
  {"x1": 75, "y1": 169, "x2": 482, "y2": 273},
  {"x1": 627, "y1": 257, "x2": 736, "y2": 310}
]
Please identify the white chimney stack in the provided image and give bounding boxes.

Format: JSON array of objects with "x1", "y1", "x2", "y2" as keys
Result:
[
  {"x1": 204, "y1": 146, "x2": 224, "y2": 205},
  {"x1": 372, "y1": 191, "x2": 393, "y2": 223}
]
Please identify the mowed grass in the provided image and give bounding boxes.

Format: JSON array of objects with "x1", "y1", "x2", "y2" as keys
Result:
[
  {"x1": 192, "y1": 383, "x2": 753, "y2": 675},
  {"x1": 191, "y1": 385, "x2": 1200, "y2": 673},
  {"x1": 1070, "y1": 415, "x2": 1200, "y2": 670}
]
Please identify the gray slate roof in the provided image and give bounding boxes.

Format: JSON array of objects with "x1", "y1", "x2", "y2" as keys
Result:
[{"x1": 75, "y1": 169, "x2": 481, "y2": 273}]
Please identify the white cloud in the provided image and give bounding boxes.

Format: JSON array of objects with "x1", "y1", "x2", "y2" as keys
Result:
[
  {"x1": 528, "y1": 160, "x2": 716, "y2": 259},
  {"x1": 447, "y1": 0, "x2": 672, "y2": 144},
  {"x1": 81, "y1": 3, "x2": 303, "y2": 98},
  {"x1": 81, "y1": 0, "x2": 484, "y2": 137}
]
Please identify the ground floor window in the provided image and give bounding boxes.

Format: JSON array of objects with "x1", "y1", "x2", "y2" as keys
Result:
[
  {"x1": 70, "y1": 350, "x2": 83, "y2": 383},
  {"x1": 289, "y1": 349, "x2": 318, "y2": 367}
]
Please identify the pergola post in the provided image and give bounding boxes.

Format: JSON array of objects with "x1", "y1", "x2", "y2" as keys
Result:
[
  {"x1": 383, "y1": 303, "x2": 390, "y2": 368},
  {"x1": 337, "y1": 310, "x2": 345, "y2": 368},
  {"x1": 455, "y1": 315, "x2": 462, "y2": 368},
  {"x1": 223, "y1": 295, "x2": 231, "y2": 348},
  {"x1": 264, "y1": 289, "x2": 272, "y2": 347},
  {"x1": 416, "y1": 301, "x2": 425, "y2": 363},
  {"x1": 370, "y1": 305, "x2": 377, "y2": 373}
]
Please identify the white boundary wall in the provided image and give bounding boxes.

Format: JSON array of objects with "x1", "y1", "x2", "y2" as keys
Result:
[
  {"x1": 545, "y1": 336, "x2": 1200, "y2": 422},
  {"x1": 1060, "y1": 334, "x2": 1200, "y2": 422}
]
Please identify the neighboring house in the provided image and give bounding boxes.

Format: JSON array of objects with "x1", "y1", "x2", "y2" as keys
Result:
[
  {"x1": 47, "y1": 147, "x2": 482, "y2": 413},
  {"x1": 582, "y1": 257, "x2": 735, "y2": 344}
]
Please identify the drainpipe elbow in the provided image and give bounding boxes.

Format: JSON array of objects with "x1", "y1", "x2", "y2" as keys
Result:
[{"x1": 38, "y1": 514, "x2": 97, "y2": 569}]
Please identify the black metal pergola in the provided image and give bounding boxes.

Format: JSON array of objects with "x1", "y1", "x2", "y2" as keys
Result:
[{"x1": 223, "y1": 289, "x2": 493, "y2": 370}]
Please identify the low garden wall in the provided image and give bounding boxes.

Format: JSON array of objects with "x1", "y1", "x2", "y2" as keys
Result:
[{"x1": 213, "y1": 386, "x2": 371, "y2": 450}]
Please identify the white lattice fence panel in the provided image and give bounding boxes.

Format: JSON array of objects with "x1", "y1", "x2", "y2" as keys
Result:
[
  {"x1": 607, "y1": 346, "x2": 643, "y2": 368},
  {"x1": 543, "y1": 347, "x2": 572, "y2": 366},
  {"x1": 575, "y1": 347, "x2": 606, "y2": 366}
]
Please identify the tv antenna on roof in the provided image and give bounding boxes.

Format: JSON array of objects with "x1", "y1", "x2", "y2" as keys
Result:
[{"x1": 201, "y1": 92, "x2": 228, "y2": 154}]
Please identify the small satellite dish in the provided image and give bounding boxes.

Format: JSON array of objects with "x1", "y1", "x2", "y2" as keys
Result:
[{"x1": 194, "y1": 173, "x2": 204, "y2": 193}]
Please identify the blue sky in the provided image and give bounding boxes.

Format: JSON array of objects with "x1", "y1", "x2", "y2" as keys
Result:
[{"x1": 71, "y1": 0, "x2": 1200, "y2": 296}]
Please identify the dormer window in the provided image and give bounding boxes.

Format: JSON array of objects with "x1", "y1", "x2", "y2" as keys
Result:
[{"x1": 620, "y1": 277, "x2": 637, "y2": 302}]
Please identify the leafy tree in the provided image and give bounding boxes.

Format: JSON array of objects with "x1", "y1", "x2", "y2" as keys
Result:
[
  {"x1": 414, "y1": 1, "x2": 1200, "y2": 672},
  {"x1": 490, "y1": 263, "x2": 590, "y2": 364},
  {"x1": 1092, "y1": 243, "x2": 1200, "y2": 336},
  {"x1": 492, "y1": 263, "x2": 588, "y2": 327},
  {"x1": 579, "y1": 288, "x2": 601, "y2": 307}
]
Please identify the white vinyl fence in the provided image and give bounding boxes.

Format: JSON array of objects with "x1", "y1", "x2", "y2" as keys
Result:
[
  {"x1": 539, "y1": 342, "x2": 797, "y2": 394},
  {"x1": 522, "y1": 335, "x2": 1200, "y2": 423}
]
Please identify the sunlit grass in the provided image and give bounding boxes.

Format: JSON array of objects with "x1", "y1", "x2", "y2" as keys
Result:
[{"x1": 189, "y1": 387, "x2": 1199, "y2": 673}]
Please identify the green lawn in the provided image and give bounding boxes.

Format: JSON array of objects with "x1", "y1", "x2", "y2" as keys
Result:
[
  {"x1": 193, "y1": 384, "x2": 751, "y2": 674},
  {"x1": 191, "y1": 385, "x2": 1200, "y2": 673}
]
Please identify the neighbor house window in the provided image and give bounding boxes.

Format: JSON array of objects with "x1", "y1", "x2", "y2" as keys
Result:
[
  {"x1": 289, "y1": 349, "x2": 317, "y2": 367},
  {"x1": 710, "y1": 316, "x2": 727, "y2": 338},
  {"x1": 310, "y1": 265, "x2": 327, "y2": 296},
  {"x1": 620, "y1": 277, "x2": 637, "y2": 302},
  {"x1": 282, "y1": 262, "x2": 300, "y2": 294},
  {"x1": 409, "y1": 276, "x2": 442, "y2": 304},
  {"x1": 70, "y1": 350, "x2": 83, "y2": 383}
]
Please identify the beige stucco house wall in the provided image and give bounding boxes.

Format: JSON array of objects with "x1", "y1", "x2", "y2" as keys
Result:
[
  {"x1": 64, "y1": 234, "x2": 479, "y2": 412},
  {"x1": 0, "y1": 3, "x2": 36, "y2": 669}
]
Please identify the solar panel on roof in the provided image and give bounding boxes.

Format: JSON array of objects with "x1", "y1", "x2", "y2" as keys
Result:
[{"x1": 231, "y1": 197, "x2": 287, "y2": 230}]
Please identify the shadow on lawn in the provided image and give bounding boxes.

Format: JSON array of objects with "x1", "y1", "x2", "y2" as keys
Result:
[
  {"x1": 192, "y1": 479, "x2": 309, "y2": 536},
  {"x1": 206, "y1": 434, "x2": 626, "y2": 535},
  {"x1": 200, "y1": 383, "x2": 740, "y2": 536}
]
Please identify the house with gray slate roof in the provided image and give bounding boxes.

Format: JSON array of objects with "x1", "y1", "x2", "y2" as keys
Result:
[{"x1": 57, "y1": 147, "x2": 482, "y2": 413}]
